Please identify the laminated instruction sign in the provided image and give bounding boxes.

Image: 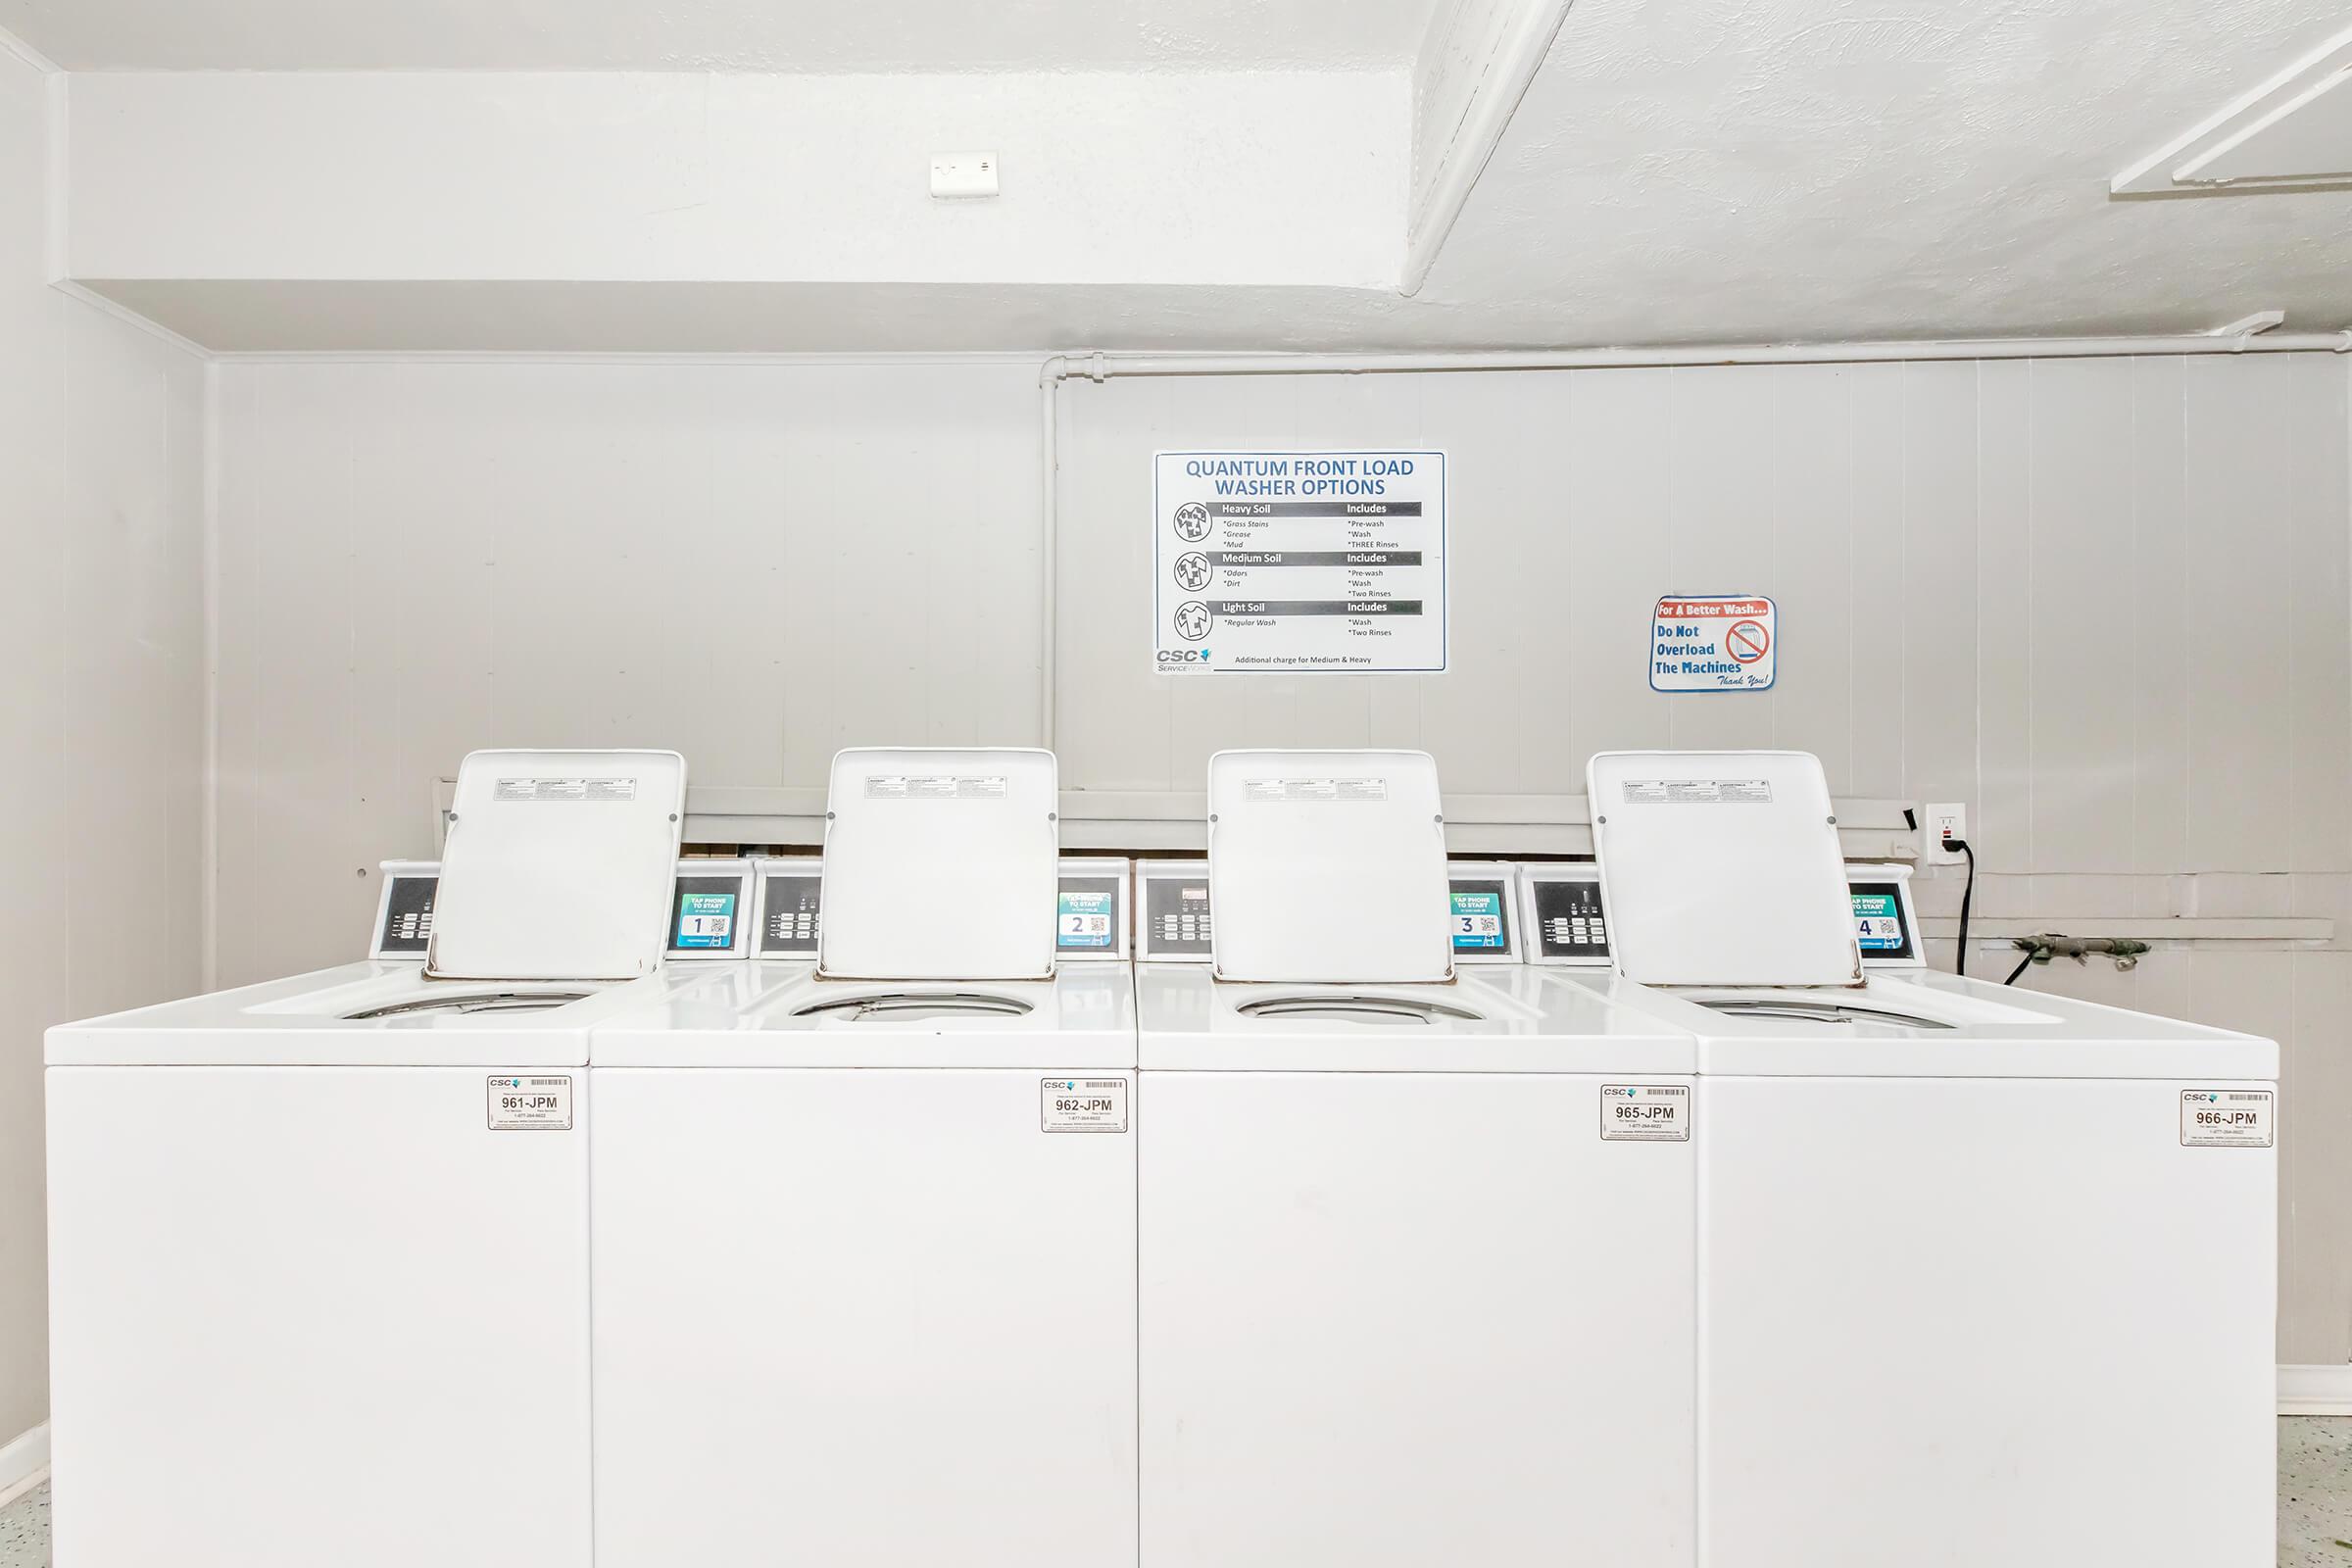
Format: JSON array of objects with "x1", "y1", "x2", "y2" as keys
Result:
[
  {"x1": 1651, "y1": 595, "x2": 1776, "y2": 693},
  {"x1": 1153, "y1": 451, "x2": 1446, "y2": 673}
]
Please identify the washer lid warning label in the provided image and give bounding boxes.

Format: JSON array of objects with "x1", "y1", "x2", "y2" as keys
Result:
[
  {"x1": 1043, "y1": 1078, "x2": 1130, "y2": 1133},
  {"x1": 1621, "y1": 779, "x2": 1774, "y2": 806},
  {"x1": 1601, "y1": 1084, "x2": 1690, "y2": 1142},
  {"x1": 1651, "y1": 595, "x2": 1776, "y2": 693},
  {"x1": 488, "y1": 1075, "x2": 573, "y2": 1131},
  {"x1": 863, "y1": 775, "x2": 1008, "y2": 801},
  {"x1": 1153, "y1": 451, "x2": 1446, "y2": 674},
  {"x1": 493, "y1": 777, "x2": 636, "y2": 804},
  {"x1": 2180, "y1": 1089, "x2": 2274, "y2": 1148},
  {"x1": 1240, "y1": 777, "x2": 1390, "y2": 803}
]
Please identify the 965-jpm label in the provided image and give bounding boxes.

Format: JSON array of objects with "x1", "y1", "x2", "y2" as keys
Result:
[{"x1": 1600, "y1": 1084, "x2": 1690, "y2": 1142}]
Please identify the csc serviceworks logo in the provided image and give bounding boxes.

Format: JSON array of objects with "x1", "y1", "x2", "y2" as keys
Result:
[{"x1": 1155, "y1": 648, "x2": 1211, "y2": 667}]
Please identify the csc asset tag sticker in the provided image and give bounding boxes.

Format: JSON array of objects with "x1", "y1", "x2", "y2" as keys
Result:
[
  {"x1": 1601, "y1": 1083, "x2": 1690, "y2": 1142},
  {"x1": 487, "y1": 1075, "x2": 573, "y2": 1131},
  {"x1": 1043, "y1": 1078, "x2": 1129, "y2": 1133},
  {"x1": 2180, "y1": 1089, "x2": 2273, "y2": 1148}
]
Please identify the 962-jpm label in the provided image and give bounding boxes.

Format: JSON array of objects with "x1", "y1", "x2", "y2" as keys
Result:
[{"x1": 1042, "y1": 1078, "x2": 1129, "y2": 1133}]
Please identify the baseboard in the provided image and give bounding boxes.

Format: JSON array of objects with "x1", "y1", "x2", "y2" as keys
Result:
[
  {"x1": 2279, "y1": 1363, "x2": 2352, "y2": 1416},
  {"x1": 0, "y1": 1422, "x2": 48, "y2": 1508}
]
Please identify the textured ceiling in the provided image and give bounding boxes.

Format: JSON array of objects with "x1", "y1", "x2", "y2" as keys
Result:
[
  {"x1": 0, "y1": 0, "x2": 1444, "y2": 71},
  {"x1": 1416, "y1": 0, "x2": 2352, "y2": 342}
]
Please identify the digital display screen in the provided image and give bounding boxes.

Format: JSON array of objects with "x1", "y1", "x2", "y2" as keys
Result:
[
  {"x1": 1849, "y1": 884, "x2": 1913, "y2": 957},
  {"x1": 669, "y1": 877, "x2": 743, "y2": 953},
  {"x1": 1449, "y1": 884, "x2": 1510, "y2": 952},
  {"x1": 1057, "y1": 879, "x2": 1120, "y2": 953}
]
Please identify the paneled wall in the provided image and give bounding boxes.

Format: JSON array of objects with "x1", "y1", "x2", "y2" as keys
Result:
[
  {"x1": 211, "y1": 357, "x2": 1042, "y2": 986},
  {"x1": 1057, "y1": 356, "x2": 2348, "y2": 847},
  {"x1": 212, "y1": 349, "x2": 2352, "y2": 1361},
  {"x1": 0, "y1": 53, "x2": 209, "y2": 1446}
]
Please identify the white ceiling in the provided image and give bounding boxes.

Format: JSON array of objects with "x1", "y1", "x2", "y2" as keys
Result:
[
  {"x1": 16, "y1": 0, "x2": 2352, "y2": 349},
  {"x1": 0, "y1": 0, "x2": 1443, "y2": 72},
  {"x1": 1412, "y1": 0, "x2": 2352, "y2": 344}
]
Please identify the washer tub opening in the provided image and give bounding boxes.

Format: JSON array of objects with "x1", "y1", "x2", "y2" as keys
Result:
[
  {"x1": 1235, "y1": 995, "x2": 1486, "y2": 1026},
  {"x1": 1695, "y1": 999, "x2": 1954, "y2": 1029},
  {"x1": 344, "y1": 991, "x2": 592, "y2": 1020},
  {"x1": 793, "y1": 992, "x2": 1035, "y2": 1023}
]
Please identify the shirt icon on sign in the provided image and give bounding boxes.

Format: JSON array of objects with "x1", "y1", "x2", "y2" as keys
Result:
[
  {"x1": 1172, "y1": 503, "x2": 1212, "y2": 542},
  {"x1": 1174, "y1": 602, "x2": 1212, "y2": 642},
  {"x1": 1173, "y1": 552, "x2": 1212, "y2": 592}
]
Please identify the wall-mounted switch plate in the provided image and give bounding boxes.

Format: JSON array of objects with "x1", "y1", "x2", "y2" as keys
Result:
[{"x1": 930, "y1": 152, "x2": 1000, "y2": 198}]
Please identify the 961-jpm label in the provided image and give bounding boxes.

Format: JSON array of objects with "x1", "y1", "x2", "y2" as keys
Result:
[
  {"x1": 1600, "y1": 1084, "x2": 1690, "y2": 1142},
  {"x1": 2180, "y1": 1089, "x2": 2273, "y2": 1148},
  {"x1": 488, "y1": 1075, "x2": 573, "y2": 1131}
]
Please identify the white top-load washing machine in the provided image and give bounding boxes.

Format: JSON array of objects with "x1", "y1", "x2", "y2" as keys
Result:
[
  {"x1": 1137, "y1": 750, "x2": 1698, "y2": 1568},
  {"x1": 1584, "y1": 749, "x2": 2278, "y2": 1568},
  {"x1": 587, "y1": 748, "x2": 1140, "y2": 1568},
  {"x1": 44, "y1": 749, "x2": 687, "y2": 1568}
]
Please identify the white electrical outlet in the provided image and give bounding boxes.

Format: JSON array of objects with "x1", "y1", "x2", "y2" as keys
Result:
[
  {"x1": 1922, "y1": 802, "x2": 1968, "y2": 864},
  {"x1": 929, "y1": 151, "x2": 1000, "y2": 199}
]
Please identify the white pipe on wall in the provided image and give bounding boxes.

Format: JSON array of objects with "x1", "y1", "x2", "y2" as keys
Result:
[{"x1": 1039, "y1": 368, "x2": 1058, "y2": 751}]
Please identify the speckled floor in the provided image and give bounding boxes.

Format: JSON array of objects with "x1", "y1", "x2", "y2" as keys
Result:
[
  {"x1": 2283, "y1": 1418, "x2": 2352, "y2": 1566},
  {"x1": 0, "y1": 1423, "x2": 2341, "y2": 1565},
  {"x1": 0, "y1": 1480, "x2": 46, "y2": 1568}
]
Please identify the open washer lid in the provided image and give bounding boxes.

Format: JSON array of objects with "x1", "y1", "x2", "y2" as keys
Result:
[
  {"x1": 817, "y1": 747, "x2": 1059, "y2": 981},
  {"x1": 1206, "y1": 750, "x2": 1453, "y2": 984},
  {"x1": 1588, "y1": 750, "x2": 1861, "y2": 988},
  {"x1": 427, "y1": 749, "x2": 686, "y2": 982}
]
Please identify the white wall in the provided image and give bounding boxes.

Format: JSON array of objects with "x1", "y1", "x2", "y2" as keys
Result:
[
  {"x1": 0, "y1": 51, "x2": 209, "y2": 1446},
  {"x1": 65, "y1": 72, "x2": 1406, "y2": 288},
  {"x1": 211, "y1": 348, "x2": 2352, "y2": 1363},
  {"x1": 210, "y1": 356, "x2": 1043, "y2": 990}
]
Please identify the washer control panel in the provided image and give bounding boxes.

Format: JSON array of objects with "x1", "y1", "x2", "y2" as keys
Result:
[
  {"x1": 1521, "y1": 866, "x2": 1611, "y2": 966},
  {"x1": 756, "y1": 858, "x2": 1129, "y2": 960},
  {"x1": 370, "y1": 860, "x2": 442, "y2": 960},
  {"x1": 1140, "y1": 859, "x2": 1525, "y2": 963},
  {"x1": 1139, "y1": 860, "x2": 1214, "y2": 961},
  {"x1": 755, "y1": 861, "x2": 826, "y2": 957},
  {"x1": 1524, "y1": 861, "x2": 1925, "y2": 968},
  {"x1": 372, "y1": 858, "x2": 758, "y2": 961}
]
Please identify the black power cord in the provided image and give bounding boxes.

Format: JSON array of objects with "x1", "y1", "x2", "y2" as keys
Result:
[
  {"x1": 2003, "y1": 950, "x2": 2035, "y2": 986},
  {"x1": 1947, "y1": 837, "x2": 1975, "y2": 977}
]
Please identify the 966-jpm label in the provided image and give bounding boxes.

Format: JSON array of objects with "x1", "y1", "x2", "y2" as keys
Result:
[
  {"x1": 1600, "y1": 1083, "x2": 1690, "y2": 1142},
  {"x1": 2180, "y1": 1089, "x2": 2273, "y2": 1149}
]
